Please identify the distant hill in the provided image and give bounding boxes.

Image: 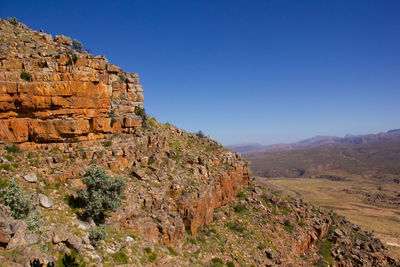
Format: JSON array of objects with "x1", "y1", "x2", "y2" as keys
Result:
[
  {"x1": 225, "y1": 143, "x2": 262, "y2": 153},
  {"x1": 245, "y1": 137, "x2": 400, "y2": 178},
  {"x1": 227, "y1": 129, "x2": 400, "y2": 154}
]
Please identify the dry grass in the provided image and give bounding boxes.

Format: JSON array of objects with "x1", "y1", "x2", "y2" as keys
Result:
[{"x1": 256, "y1": 176, "x2": 400, "y2": 258}]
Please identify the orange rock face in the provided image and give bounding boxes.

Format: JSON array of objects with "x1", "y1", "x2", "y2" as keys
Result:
[
  {"x1": 0, "y1": 19, "x2": 143, "y2": 144},
  {"x1": 177, "y1": 161, "x2": 251, "y2": 236}
]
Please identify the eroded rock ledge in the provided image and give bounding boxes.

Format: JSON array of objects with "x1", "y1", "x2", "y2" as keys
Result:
[{"x1": 0, "y1": 19, "x2": 143, "y2": 144}]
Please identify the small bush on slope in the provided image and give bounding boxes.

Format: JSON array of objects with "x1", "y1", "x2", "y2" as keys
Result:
[
  {"x1": 78, "y1": 168, "x2": 125, "y2": 224},
  {"x1": 72, "y1": 39, "x2": 83, "y2": 52},
  {"x1": 0, "y1": 179, "x2": 31, "y2": 219},
  {"x1": 7, "y1": 17, "x2": 18, "y2": 25},
  {"x1": 89, "y1": 224, "x2": 107, "y2": 247}
]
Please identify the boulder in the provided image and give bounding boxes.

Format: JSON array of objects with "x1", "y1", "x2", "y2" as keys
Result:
[
  {"x1": 38, "y1": 194, "x2": 53, "y2": 208},
  {"x1": 132, "y1": 169, "x2": 147, "y2": 180},
  {"x1": 334, "y1": 228, "x2": 345, "y2": 238},
  {"x1": 52, "y1": 225, "x2": 83, "y2": 252},
  {"x1": 0, "y1": 205, "x2": 15, "y2": 246},
  {"x1": 23, "y1": 173, "x2": 37, "y2": 183},
  {"x1": 6, "y1": 221, "x2": 28, "y2": 250},
  {"x1": 53, "y1": 35, "x2": 72, "y2": 46}
]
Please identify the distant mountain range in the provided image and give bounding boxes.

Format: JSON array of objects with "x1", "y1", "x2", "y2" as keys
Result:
[
  {"x1": 227, "y1": 129, "x2": 400, "y2": 154},
  {"x1": 233, "y1": 129, "x2": 400, "y2": 178},
  {"x1": 225, "y1": 143, "x2": 263, "y2": 153}
]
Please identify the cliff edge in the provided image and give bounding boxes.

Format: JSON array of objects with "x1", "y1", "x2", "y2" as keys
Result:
[{"x1": 0, "y1": 18, "x2": 398, "y2": 266}]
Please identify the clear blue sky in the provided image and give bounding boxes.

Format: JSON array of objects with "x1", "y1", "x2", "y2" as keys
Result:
[{"x1": 2, "y1": 1, "x2": 399, "y2": 145}]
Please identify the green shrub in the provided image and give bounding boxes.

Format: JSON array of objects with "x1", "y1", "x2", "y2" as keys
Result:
[
  {"x1": 4, "y1": 155, "x2": 13, "y2": 161},
  {"x1": 89, "y1": 224, "x2": 107, "y2": 247},
  {"x1": 147, "y1": 157, "x2": 155, "y2": 165},
  {"x1": 102, "y1": 140, "x2": 112, "y2": 147},
  {"x1": 7, "y1": 17, "x2": 18, "y2": 25},
  {"x1": 5, "y1": 144, "x2": 21, "y2": 153},
  {"x1": 284, "y1": 219, "x2": 294, "y2": 233},
  {"x1": 27, "y1": 211, "x2": 44, "y2": 235},
  {"x1": 110, "y1": 118, "x2": 117, "y2": 127},
  {"x1": 234, "y1": 204, "x2": 246, "y2": 214},
  {"x1": 0, "y1": 163, "x2": 13, "y2": 171},
  {"x1": 0, "y1": 178, "x2": 8, "y2": 190},
  {"x1": 72, "y1": 54, "x2": 78, "y2": 63},
  {"x1": 72, "y1": 39, "x2": 83, "y2": 52},
  {"x1": 148, "y1": 252, "x2": 157, "y2": 262},
  {"x1": 211, "y1": 258, "x2": 224, "y2": 267},
  {"x1": 281, "y1": 206, "x2": 292, "y2": 215},
  {"x1": 0, "y1": 179, "x2": 31, "y2": 219},
  {"x1": 112, "y1": 251, "x2": 129, "y2": 264},
  {"x1": 143, "y1": 248, "x2": 157, "y2": 262},
  {"x1": 59, "y1": 251, "x2": 81, "y2": 267},
  {"x1": 167, "y1": 246, "x2": 179, "y2": 256},
  {"x1": 225, "y1": 221, "x2": 244, "y2": 233},
  {"x1": 226, "y1": 262, "x2": 235, "y2": 267},
  {"x1": 236, "y1": 191, "x2": 247, "y2": 199},
  {"x1": 20, "y1": 71, "x2": 31, "y2": 81},
  {"x1": 196, "y1": 130, "x2": 206, "y2": 138},
  {"x1": 317, "y1": 240, "x2": 334, "y2": 265},
  {"x1": 78, "y1": 168, "x2": 125, "y2": 223},
  {"x1": 298, "y1": 220, "x2": 306, "y2": 227},
  {"x1": 257, "y1": 243, "x2": 266, "y2": 250}
]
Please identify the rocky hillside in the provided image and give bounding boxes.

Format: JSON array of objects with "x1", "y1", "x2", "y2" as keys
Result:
[
  {"x1": 0, "y1": 18, "x2": 398, "y2": 266},
  {"x1": 0, "y1": 17, "x2": 143, "y2": 145}
]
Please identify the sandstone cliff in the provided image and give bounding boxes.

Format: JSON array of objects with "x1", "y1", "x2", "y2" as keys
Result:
[
  {"x1": 0, "y1": 18, "x2": 143, "y2": 144},
  {"x1": 0, "y1": 18, "x2": 398, "y2": 266}
]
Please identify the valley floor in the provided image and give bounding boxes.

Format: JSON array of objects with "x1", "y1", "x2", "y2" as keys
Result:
[{"x1": 258, "y1": 176, "x2": 400, "y2": 258}]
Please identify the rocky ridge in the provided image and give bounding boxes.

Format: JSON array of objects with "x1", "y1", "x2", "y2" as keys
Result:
[
  {"x1": 0, "y1": 18, "x2": 143, "y2": 145},
  {"x1": 0, "y1": 18, "x2": 398, "y2": 266}
]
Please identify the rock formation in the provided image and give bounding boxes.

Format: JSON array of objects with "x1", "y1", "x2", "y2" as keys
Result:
[
  {"x1": 0, "y1": 18, "x2": 398, "y2": 266},
  {"x1": 0, "y1": 19, "x2": 143, "y2": 144}
]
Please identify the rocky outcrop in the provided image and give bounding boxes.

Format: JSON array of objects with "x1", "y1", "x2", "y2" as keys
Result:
[
  {"x1": 0, "y1": 19, "x2": 397, "y2": 267},
  {"x1": 0, "y1": 19, "x2": 143, "y2": 144}
]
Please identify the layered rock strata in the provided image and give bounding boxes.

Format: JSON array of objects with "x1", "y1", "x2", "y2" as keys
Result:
[{"x1": 0, "y1": 19, "x2": 143, "y2": 144}]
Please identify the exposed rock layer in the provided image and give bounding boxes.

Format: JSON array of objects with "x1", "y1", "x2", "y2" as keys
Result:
[{"x1": 0, "y1": 19, "x2": 143, "y2": 144}]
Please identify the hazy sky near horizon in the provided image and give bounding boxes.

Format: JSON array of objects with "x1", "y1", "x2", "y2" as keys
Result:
[{"x1": 1, "y1": 1, "x2": 399, "y2": 145}]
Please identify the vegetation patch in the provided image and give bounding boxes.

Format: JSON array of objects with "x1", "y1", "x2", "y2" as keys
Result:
[
  {"x1": 225, "y1": 221, "x2": 245, "y2": 233},
  {"x1": 72, "y1": 39, "x2": 83, "y2": 52},
  {"x1": 234, "y1": 204, "x2": 246, "y2": 214},
  {"x1": 167, "y1": 246, "x2": 179, "y2": 256},
  {"x1": 102, "y1": 140, "x2": 112, "y2": 147},
  {"x1": 317, "y1": 239, "x2": 334, "y2": 266},
  {"x1": 298, "y1": 220, "x2": 306, "y2": 227},
  {"x1": 0, "y1": 163, "x2": 13, "y2": 171},
  {"x1": 143, "y1": 247, "x2": 157, "y2": 262},
  {"x1": 0, "y1": 179, "x2": 31, "y2": 219},
  {"x1": 20, "y1": 71, "x2": 32, "y2": 81},
  {"x1": 283, "y1": 219, "x2": 294, "y2": 233},
  {"x1": 5, "y1": 144, "x2": 21, "y2": 153},
  {"x1": 112, "y1": 251, "x2": 129, "y2": 264},
  {"x1": 210, "y1": 257, "x2": 224, "y2": 267},
  {"x1": 89, "y1": 224, "x2": 107, "y2": 247},
  {"x1": 57, "y1": 251, "x2": 82, "y2": 267},
  {"x1": 77, "y1": 168, "x2": 125, "y2": 224},
  {"x1": 236, "y1": 190, "x2": 247, "y2": 199},
  {"x1": 7, "y1": 17, "x2": 18, "y2": 25}
]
